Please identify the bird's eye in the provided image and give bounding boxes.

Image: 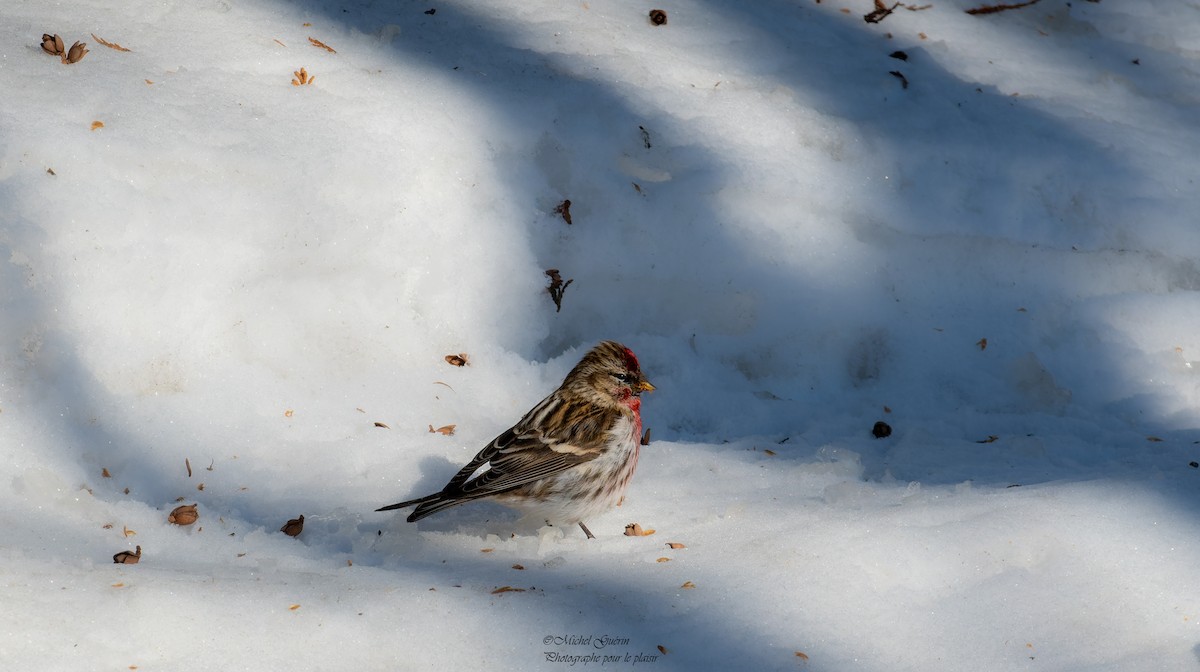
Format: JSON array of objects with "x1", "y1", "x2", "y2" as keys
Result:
[{"x1": 614, "y1": 372, "x2": 635, "y2": 384}]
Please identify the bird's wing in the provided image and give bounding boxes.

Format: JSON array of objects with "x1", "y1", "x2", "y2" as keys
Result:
[{"x1": 441, "y1": 395, "x2": 618, "y2": 500}]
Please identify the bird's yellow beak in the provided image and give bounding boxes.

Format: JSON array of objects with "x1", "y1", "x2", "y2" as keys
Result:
[{"x1": 636, "y1": 380, "x2": 656, "y2": 393}]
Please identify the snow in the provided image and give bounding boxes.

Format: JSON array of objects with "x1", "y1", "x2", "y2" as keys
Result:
[{"x1": 2, "y1": 0, "x2": 1199, "y2": 669}]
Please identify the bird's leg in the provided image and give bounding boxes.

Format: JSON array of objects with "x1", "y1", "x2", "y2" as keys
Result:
[{"x1": 578, "y1": 521, "x2": 596, "y2": 540}]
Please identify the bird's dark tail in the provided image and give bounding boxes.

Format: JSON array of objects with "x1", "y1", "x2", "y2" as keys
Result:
[{"x1": 376, "y1": 493, "x2": 470, "y2": 522}]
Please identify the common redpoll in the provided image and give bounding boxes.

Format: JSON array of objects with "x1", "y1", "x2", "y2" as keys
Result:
[{"x1": 377, "y1": 340, "x2": 655, "y2": 539}]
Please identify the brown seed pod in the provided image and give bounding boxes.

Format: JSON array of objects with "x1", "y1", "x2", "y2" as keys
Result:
[
  {"x1": 42, "y1": 33, "x2": 65, "y2": 56},
  {"x1": 872, "y1": 421, "x2": 892, "y2": 438},
  {"x1": 649, "y1": 9, "x2": 668, "y2": 25},
  {"x1": 64, "y1": 41, "x2": 88, "y2": 64},
  {"x1": 113, "y1": 546, "x2": 142, "y2": 564},
  {"x1": 168, "y1": 503, "x2": 199, "y2": 525},
  {"x1": 280, "y1": 515, "x2": 305, "y2": 537},
  {"x1": 444, "y1": 353, "x2": 469, "y2": 367}
]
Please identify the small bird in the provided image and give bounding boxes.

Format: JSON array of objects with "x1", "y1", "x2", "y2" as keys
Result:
[{"x1": 377, "y1": 341, "x2": 655, "y2": 539}]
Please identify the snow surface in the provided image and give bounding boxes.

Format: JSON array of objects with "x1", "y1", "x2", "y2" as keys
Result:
[{"x1": 3, "y1": 0, "x2": 1200, "y2": 669}]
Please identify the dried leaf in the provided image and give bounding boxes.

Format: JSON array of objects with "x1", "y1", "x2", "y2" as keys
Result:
[
  {"x1": 374, "y1": 421, "x2": 390, "y2": 428},
  {"x1": 657, "y1": 645, "x2": 669, "y2": 655},
  {"x1": 624, "y1": 523, "x2": 656, "y2": 537},
  {"x1": 666, "y1": 542, "x2": 686, "y2": 549},
  {"x1": 680, "y1": 581, "x2": 696, "y2": 589},
  {"x1": 511, "y1": 564, "x2": 525, "y2": 570},
  {"x1": 280, "y1": 515, "x2": 305, "y2": 537},
  {"x1": 91, "y1": 33, "x2": 131, "y2": 52},
  {"x1": 168, "y1": 503, "x2": 198, "y2": 526},
  {"x1": 113, "y1": 546, "x2": 142, "y2": 564},
  {"x1": 123, "y1": 526, "x2": 136, "y2": 537},
  {"x1": 308, "y1": 37, "x2": 337, "y2": 53},
  {"x1": 480, "y1": 548, "x2": 494, "y2": 553},
  {"x1": 445, "y1": 353, "x2": 470, "y2": 367},
  {"x1": 284, "y1": 409, "x2": 294, "y2": 417},
  {"x1": 864, "y1": 2, "x2": 899, "y2": 23},
  {"x1": 763, "y1": 448, "x2": 777, "y2": 456},
  {"x1": 429, "y1": 424, "x2": 456, "y2": 436},
  {"x1": 102, "y1": 467, "x2": 112, "y2": 478},
  {"x1": 553, "y1": 199, "x2": 573, "y2": 225},
  {"x1": 289, "y1": 604, "x2": 301, "y2": 610},
  {"x1": 796, "y1": 651, "x2": 810, "y2": 661},
  {"x1": 656, "y1": 557, "x2": 670, "y2": 563},
  {"x1": 491, "y1": 586, "x2": 526, "y2": 594},
  {"x1": 976, "y1": 337, "x2": 988, "y2": 350}
]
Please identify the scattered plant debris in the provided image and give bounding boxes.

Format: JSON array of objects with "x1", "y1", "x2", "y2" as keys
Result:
[
  {"x1": 649, "y1": 9, "x2": 668, "y2": 26},
  {"x1": 429, "y1": 424, "x2": 456, "y2": 435},
  {"x1": 41, "y1": 34, "x2": 88, "y2": 63},
  {"x1": 666, "y1": 542, "x2": 686, "y2": 549},
  {"x1": 554, "y1": 199, "x2": 572, "y2": 225},
  {"x1": 889, "y1": 50, "x2": 908, "y2": 61},
  {"x1": 292, "y1": 67, "x2": 315, "y2": 85},
  {"x1": 977, "y1": 435, "x2": 1000, "y2": 444},
  {"x1": 491, "y1": 586, "x2": 527, "y2": 594},
  {"x1": 374, "y1": 421, "x2": 390, "y2": 428},
  {"x1": 680, "y1": 580, "x2": 696, "y2": 589},
  {"x1": 889, "y1": 70, "x2": 909, "y2": 88},
  {"x1": 872, "y1": 421, "x2": 893, "y2": 438},
  {"x1": 639, "y1": 125, "x2": 652, "y2": 148},
  {"x1": 445, "y1": 353, "x2": 469, "y2": 367},
  {"x1": 545, "y1": 269, "x2": 573, "y2": 312},
  {"x1": 280, "y1": 515, "x2": 305, "y2": 537},
  {"x1": 90, "y1": 121, "x2": 104, "y2": 131},
  {"x1": 624, "y1": 523, "x2": 655, "y2": 536},
  {"x1": 102, "y1": 467, "x2": 112, "y2": 478},
  {"x1": 168, "y1": 503, "x2": 198, "y2": 526},
  {"x1": 864, "y1": 1, "x2": 900, "y2": 23},
  {"x1": 965, "y1": 0, "x2": 1041, "y2": 15},
  {"x1": 41, "y1": 33, "x2": 64, "y2": 56},
  {"x1": 308, "y1": 37, "x2": 336, "y2": 53},
  {"x1": 425, "y1": 8, "x2": 437, "y2": 15},
  {"x1": 113, "y1": 546, "x2": 142, "y2": 564},
  {"x1": 976, "y1": 337, "x2": 988, "y2": 350},
  {"x1": 91, "y1": 33, "x2": 131, "y2": 52}
]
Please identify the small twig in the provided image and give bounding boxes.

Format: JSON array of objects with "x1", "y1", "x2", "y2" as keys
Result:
[
  {"x1": 864, "y1": 0, "x2": 901, "y2": 23},
  {"x1": 545, "y1": 269, "x2": 573, "y2": 312},
  {"x1": 308, "y1": 37, "x2": 336, "y2": 53},
  {"x1": 965, "y1": 0, "x2": 1041, "y2": 15},
  {"x1": 91, "y1": 33, "x2": 131, "y2": 52}
]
